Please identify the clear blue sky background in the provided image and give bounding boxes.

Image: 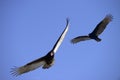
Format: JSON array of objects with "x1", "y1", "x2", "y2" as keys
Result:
[{"x1": 1, "y1": 0, "x2": 120, "y2": 80}]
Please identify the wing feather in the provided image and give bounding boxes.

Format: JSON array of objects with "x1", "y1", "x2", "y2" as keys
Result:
[
  {"x1": 71, "y1": 36, "x2": 91, "y2": 44},
  {"x1": 11, "y1": 58, "x2": 46, "y2": 76},
  {"x1": 91, "y1": 14, "x2": 113, "y2": 36},
  {"x1": 53, "y1": 18, "x2": 69, "y2": 53}
]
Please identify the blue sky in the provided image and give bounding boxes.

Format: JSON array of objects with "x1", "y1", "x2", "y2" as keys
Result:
[{"x1": 1, "y1": 0, "x2": 120, "y2": 80}]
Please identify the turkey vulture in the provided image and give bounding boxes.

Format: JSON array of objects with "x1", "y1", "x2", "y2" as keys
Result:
[
  {"x1": 11, "y1": 18, "x2": 69, "y2": 76},
  {"x1": 71, "y1": 14, "x2": 113, "y2": 43}
]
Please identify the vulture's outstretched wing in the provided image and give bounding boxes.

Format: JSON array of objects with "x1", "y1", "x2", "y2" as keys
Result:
[
  {"x1": 71, "y1": 36, "x2": 91, "y2": 43},
  {"x1": 11, "y1": 57, "x2": 46, "y2": 76},
  {"x1": 91, "y1": 14, "x2": 113, "y2": 36},
  {"x1": 52, "y1": 18, "x2": 69, "y2": 53}
]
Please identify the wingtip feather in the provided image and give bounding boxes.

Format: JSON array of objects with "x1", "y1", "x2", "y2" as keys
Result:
[
  {"x1": 66, "y1": 17, "x2": 70, "y2": 27},
  {"x1": 105, "y1": 14, "x2": 113, "y2": 22},
  {"x1": 10, "y1": 66, "x2": 21, "y2": 76},
  {"x1": 71, "y1": 38, "x2": 78, "y2": 44}
]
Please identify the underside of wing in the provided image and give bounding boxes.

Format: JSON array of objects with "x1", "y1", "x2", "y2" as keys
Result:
[
  {"x1": 92, "y1": 14, "x2": 113, "y2": 36},
  {"x1": 53, "y1": 18, "x2": 69, "y2": 53},
  {"x1": 71, "y1": 35, "x2": 91, "y2": 44},
  {"x1": 11, "y1": 58, "x2": 46, "y2": 76}
]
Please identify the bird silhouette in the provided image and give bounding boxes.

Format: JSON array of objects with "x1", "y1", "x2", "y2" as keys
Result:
[
  {"x1": 11, "y1": 18, "x2": 70, "y2": 76},
  {"x1": 71, "y1": 14, "x2": 113, "y2": 43}
]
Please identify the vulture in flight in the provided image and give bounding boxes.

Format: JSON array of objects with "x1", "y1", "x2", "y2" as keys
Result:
[
  {"x1": 71, "y1": 14, "x2": 113, "y2": 43},
  {"x1": 11, "y1": 18, "x2": 69, "y2": 76}
]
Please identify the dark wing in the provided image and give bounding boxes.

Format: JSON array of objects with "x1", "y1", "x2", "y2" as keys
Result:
[
  {"x1": 11, "y1": 57, "x2": 46, "y2": 76},
  {"x1": 71, "y1": 36, "x2": 91, "y2": 44},
  {"x1": 91, "y1": 14, "x2": 113, "y2": 36},
  {"x1": 52, "y1": 18, "x2": 69, "y2": 53}
]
